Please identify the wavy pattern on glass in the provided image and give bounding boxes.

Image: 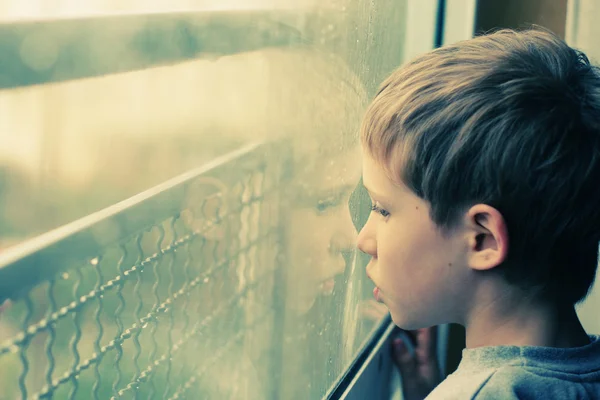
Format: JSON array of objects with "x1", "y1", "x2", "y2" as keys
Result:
[{"x1": 0, "y1": 143, "x2": 284, "y2": 399}]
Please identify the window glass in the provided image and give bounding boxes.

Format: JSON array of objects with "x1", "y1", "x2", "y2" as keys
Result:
[{"x1": 0, "y1": 1, "x2": 420, "y2": 398}]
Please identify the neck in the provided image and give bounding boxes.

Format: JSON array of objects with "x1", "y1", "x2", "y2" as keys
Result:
[{"x1": 464, "y1": 285, "x2": 590, "y2": 349}]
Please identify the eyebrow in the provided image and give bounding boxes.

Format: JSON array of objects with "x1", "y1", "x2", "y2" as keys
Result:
[
  {"x1": 314, "y1": 184, "x2": 357, "y2": 201},
  {"x1": 294, "y1": 183, "x2": 357, "y2": 204}
]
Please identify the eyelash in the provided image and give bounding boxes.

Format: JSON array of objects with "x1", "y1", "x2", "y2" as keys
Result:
[{"x1": 371, "y1": 204, "x2": 390, "y2": 218}]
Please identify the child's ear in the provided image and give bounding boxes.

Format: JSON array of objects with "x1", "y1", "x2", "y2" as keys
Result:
[{"x1": 464, "y1": 204, "x2": 509, "y2": 271}]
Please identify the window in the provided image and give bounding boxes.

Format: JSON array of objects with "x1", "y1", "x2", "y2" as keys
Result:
[{"x1": 0, "y1": 1, "x2": 440, "y2": 398}]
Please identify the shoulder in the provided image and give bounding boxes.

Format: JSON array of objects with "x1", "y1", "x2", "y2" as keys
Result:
[
  {"x1": 425, "y1": 368, "x2": 497, "y2": 400},
  {"x1": 428, "y1": 365, "x2": 600, "y2": 400},
  {"x1": 471, "y1": 367, "x2": 531, "y2": 399},
  {"x1": 427, "y1": 367, "x2": 528, "y2": 400},
  {"x1": 473, "y1": 365, "x2": 600, "y2": 399}
]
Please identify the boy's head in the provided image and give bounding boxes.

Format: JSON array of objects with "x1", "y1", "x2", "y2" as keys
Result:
[{"x1": 357, "y1": 28, "x2": 600, "y2": 329}]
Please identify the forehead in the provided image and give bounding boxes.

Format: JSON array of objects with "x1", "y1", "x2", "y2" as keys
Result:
[
  {"x1": 295, "y1": 146, "x2": 362, "y2": 194},
  {"x1": 361, "y1": 151, "x2": 407, "y2": 197}
]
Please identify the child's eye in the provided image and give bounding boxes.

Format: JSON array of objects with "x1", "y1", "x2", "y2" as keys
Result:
[
  {"x1": 315, "y1": 195, "x2": 342, "y2": 214},
  {"x1": 316, "y1": 199, "x2": 335, "y2": 214},
  {"x1": 370, "y1": 204, "x2": 390, "y2": 217}
]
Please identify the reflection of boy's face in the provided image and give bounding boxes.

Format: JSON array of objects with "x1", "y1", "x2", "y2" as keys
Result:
[
  {"x1": 180, "y1": 147, "x2": 362, "y2": 315},
  {"x1": 286, "y1": 147, "x2": 361, "y2": 314}
]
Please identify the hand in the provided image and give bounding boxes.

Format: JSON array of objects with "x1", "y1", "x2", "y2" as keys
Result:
[{"x1": 392, "y1": 326, "x2": 442, "y2": 400}]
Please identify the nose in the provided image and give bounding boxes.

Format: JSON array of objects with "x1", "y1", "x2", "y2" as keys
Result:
[
  {"x1": 356, "y1": 217, "x2": 377, "y2": 257},
  {"x1": 329, "y1": 229, "x2": 356, "y2": 255},
  {"x1": 325, "y1": 202, "x2": 359, "y2": 258}
]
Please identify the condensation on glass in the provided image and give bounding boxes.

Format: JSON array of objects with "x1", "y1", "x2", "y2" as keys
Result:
[{"x1": 0, "y1": 0, "x2": 409, "y2": 398}]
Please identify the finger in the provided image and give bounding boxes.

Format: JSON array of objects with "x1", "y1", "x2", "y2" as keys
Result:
[
  {"x1": 392, "y1": 338, "x2": 417, "y2": 378},
  {"x1": 394, "y1": 328, "x2": 418, "y2": 348},
  {"x1": 391, "y1": 327, "x2": 417, "y2": 352},
  {"x1": 414, "y1": 327, "x2": 438, "y2": 364}
]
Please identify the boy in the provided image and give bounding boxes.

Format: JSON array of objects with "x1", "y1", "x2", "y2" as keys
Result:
[{"x1": 357, "y1": 28, "x2": 600, "y2": 399}]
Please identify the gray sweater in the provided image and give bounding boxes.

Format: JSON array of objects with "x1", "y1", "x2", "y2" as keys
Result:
[{"x1": 426, "y1": 335, "x2": 600, "y2": 399}]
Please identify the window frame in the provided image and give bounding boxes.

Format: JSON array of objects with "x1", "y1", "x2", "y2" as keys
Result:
[{"x1": 0, "y1": 2, "x2": 481, "y2": 397}]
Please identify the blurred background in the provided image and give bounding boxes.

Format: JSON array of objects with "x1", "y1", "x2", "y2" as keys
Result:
[
  {"x1": 0, "y1": 1, "x2": 414, "y2": 398},
  {"x1": 0, "y1": 1, "x2": 599, "y2": 399}
]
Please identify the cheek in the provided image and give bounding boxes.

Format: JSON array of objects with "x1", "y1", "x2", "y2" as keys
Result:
[
  {"x1": 376, "y1": 223, "x2": 416, "y2": 264},
  {"x1": 287, "y1": 212, "x2": 336, "y2": 275},
  {"x1": 295, "y1": 218, "x2": 329, "y2": 256},
  {"x1": 376, "y1": 222, "x2": 442, "y2": 280}
]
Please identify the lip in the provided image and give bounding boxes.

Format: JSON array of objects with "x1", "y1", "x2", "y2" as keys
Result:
[
  {"x1": 319, "y1": 277, "x2": 336, "y2": 295},
  {"x1": 366, "y1": 268, "x2": 383, "y2": 303},
  {"x1": 373, "y1": 287, "x2": 382, "y2": 302}
]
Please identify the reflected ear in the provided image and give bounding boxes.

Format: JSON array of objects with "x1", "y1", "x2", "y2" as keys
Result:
[{"x1": 465, "y1": 204, "x2": 509, "y2": 271}]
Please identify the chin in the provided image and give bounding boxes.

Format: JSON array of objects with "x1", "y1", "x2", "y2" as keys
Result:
[{"x1": 390, "y1": 311, "x2": 429, "y2": 331}]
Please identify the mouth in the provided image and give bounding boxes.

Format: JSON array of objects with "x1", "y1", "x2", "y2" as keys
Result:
[
  {"x1": 373, "y1": 286, "x2": 383, "y2": 303},
  {"x1": 319, "y1": 277, "x2": 336, "y2": 295},
  {"x1": 366, "y1": 270, "x2": 383, "y2": 303}
]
